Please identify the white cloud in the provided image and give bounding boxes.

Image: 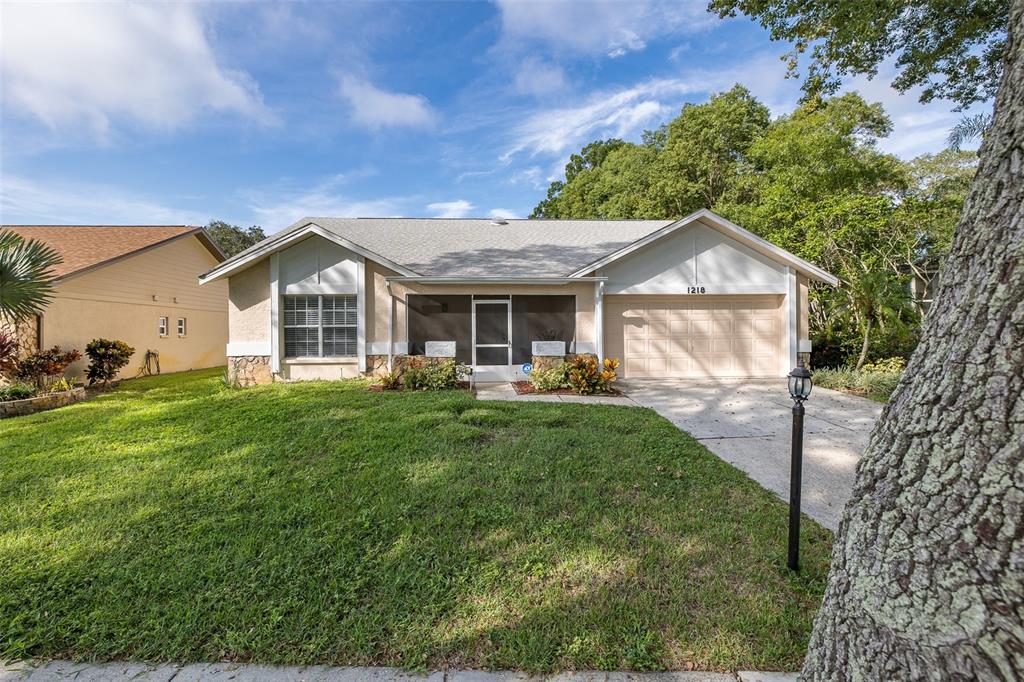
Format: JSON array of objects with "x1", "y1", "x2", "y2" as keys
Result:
[
  {"x1": 494, "y1": 0, "x2": 714, "y2": 58},
  {"x1": 427, "y1": 200, "x2": 475, "y2": 218},
  {"x1": 338, "y1": 75, "x2": 438, "y2": 130},
  {"x1": 244, "y1": 174, "x2": 405, "y2": 230},
  {"x1": 510, "y1": 166, "x2": 545, "y2": 189},
  {"x1": 488, "y1": 208, "x2": 522, "y2": 220},
  {"x1": 844, "y1": 65, "x2": 991, "y2": 158},
  {"x1": 502, "y1": 78, "x2": 704, "y2": 159},
  {"x1": 0, "y1": 175, "x2": 207, "y2": 225},
  {"x1": 0, "y1": 2, "x2": 272, "y2": 138},
  {"x1": 513, "y1": 58, "x2": 568, "y2": 96}
]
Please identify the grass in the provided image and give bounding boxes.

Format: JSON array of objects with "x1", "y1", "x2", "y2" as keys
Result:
[{"x1": 0, "y1": 369, "x2": 832, "y2": 673}]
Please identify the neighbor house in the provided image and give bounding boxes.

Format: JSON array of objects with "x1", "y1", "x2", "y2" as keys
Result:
[
  {"x1": 3, "y1": 225, "x2": 228, "y2": 379},
  {"x1": 199, "y1": 209, "x2": 836, "y2": 385}
]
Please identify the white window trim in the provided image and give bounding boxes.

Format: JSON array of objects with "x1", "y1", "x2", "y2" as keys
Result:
[
  {"x1": 177, "y1": 317, "x2": 187, "y2": 337},
  {"x1": 158, "y1": 316, "x2": 168, "y2": 337},
  {"x1": 282, "y1": 294, "x2": 358, "y2": 359}
]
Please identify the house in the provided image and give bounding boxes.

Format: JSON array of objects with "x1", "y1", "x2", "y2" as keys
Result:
[
  {"x1": 199, "y1": 209, "x2": 837, "y2": 385},
  {"x1": 3, "y1": 225, "x2": 228, "y2": 379}
]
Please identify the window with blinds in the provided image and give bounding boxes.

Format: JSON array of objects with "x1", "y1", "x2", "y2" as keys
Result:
[{"x1": 283, "y1": 294, "x2": 357, "y2": 357}]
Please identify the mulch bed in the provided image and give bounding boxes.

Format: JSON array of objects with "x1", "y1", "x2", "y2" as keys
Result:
[
  {"x1": 511, "y1": 381, "x2": 623, "y2": 396},
  {"x1": 368, "y1": 381, "x2": 471, "y2": 392}
]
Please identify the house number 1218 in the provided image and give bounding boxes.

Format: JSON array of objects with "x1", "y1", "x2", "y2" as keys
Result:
[{"x1": 687, "y1": 286, "x2": 706, "y2": 294}]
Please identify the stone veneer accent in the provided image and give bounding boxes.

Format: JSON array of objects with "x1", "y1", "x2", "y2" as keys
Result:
[
  {"x1": 365, "y1": 355, "x2": 390, "y2": 376},
  {"x1": 531, "y1": 354, "x2": 572, "y2": 372},
  {"x1": 228, "y1": 355, "x2": 273, "y2": 386},
  {"x1": 0, "y1": 387, "x2": 85, "y2": 419},
  {"x1": 0, "y1": 313, "x2": 39, "y2": 357}
]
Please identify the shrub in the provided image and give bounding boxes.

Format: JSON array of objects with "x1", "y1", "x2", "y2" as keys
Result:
[
  {"x1": 15, "y1": 346, "x2": 81, "y2": 388},
  {"x1": 47, "y1": 377, "x2": 74, "y2": 393},
  {"x1": 378, "y1": 370, "x2": 402, "y2": 390},
  {"x1": 811, "y1": 366, "x2": 859, "y2": 391},
  {"x1": 0, "y1": 332, "x2": 17, "y2": 376},
  {"x1": 565, "y1": 355, "x2": 620, "y2": 395},
  {"x1": 813, "y1": 357, "x2": 904, "y2": 401},
  {"x1": 85, "y1": 338, "x2": 135, "y2": 385},
  {"x1": 858, "y1": 370, "x2": 901, "y2": 397},
  {"x1": 401, "y1": 358, "x2": 467, "y2": 391},
  {"x1": 860, "y1": 357, "x2": 906, "y2": 374},
  {"x1": 0, "y1": 383, "x2": 37, "y2": 401},
  {"x1": 529, "y1": 363, "x2": 569, "y2": 391}
]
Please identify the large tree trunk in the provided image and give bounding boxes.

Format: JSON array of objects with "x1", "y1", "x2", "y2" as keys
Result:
[{"x1": 800, "y1": 2, "x2": 1024, "y2": 680}]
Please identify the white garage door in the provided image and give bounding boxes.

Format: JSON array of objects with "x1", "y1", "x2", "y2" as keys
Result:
[{"x1": 604, "y1": 295, "x2": 782, "y2": 378}]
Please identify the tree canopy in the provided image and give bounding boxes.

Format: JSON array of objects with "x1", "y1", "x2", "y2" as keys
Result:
[
  {"x1": 708, "y1": 0, "x2": 1009, "y2": 110},
  {"x1": 205, "y1": 221, "x2": 267, "y2": 258}
]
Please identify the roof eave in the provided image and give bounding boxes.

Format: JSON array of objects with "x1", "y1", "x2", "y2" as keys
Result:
[
  {"x1": 385, "y1": 276, "x2": 608, "y2": 285},
  {"x1": 198, "y1": 221, "x2": 418, "y2": 284},
  {"x1": 54, "y1": 228, "x2": 206, "y2": 283},
  {"x1": 566, "y1": 208, "x2": 840, "y2": 286}
]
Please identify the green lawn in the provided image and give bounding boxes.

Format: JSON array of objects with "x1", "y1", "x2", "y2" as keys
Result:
[{"x1": 0, "y1": 369, "x2": 832, "y2": 672}]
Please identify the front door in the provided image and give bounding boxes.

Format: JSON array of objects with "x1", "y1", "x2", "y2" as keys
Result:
[{"x1": 473, "y1": 299, "x2": 511, "y2": 381}]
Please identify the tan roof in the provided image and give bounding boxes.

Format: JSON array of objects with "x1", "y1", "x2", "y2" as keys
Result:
[
  {"x1": 1, "y1": 225, "x2": 211, "y2": 279},
  {"x1": 253, "y1": 217, "x2": 676, "y2": 277}
]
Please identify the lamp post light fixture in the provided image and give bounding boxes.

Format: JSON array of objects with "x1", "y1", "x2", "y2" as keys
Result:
[{"x1": 786, "y1": 363, "x2": 812, "y2": 571}]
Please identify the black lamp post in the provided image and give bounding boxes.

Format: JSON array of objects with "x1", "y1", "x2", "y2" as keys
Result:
[{"x1": 786, "y1": 362, "x2": 812, "y2": 571}]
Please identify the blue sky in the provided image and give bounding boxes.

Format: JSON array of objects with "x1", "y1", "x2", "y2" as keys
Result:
[{"x1": 0, "y1": 1, "x2": 988, "y2": 231}]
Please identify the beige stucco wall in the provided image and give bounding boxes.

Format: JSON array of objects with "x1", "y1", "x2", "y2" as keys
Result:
[
  {"x1": 41, "y1": 235, "x2": 227, "y2": 378},
  {"x1": 384, "y1": 277, "x2": 597, "y2": 348},
  {"x1": 228, "y1": 258, "x2": 271, "y2": 344}
]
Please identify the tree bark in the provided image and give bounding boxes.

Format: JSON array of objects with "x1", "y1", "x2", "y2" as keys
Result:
[{"x1": 800, "y1": 2, "x2": 1024, "y2": 680}]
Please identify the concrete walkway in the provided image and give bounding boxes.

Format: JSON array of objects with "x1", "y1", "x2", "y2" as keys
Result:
[
  {"x1": 474, "y1": 382, "x2": 638, "y2": 407},
  {"x1": 0, "y1": 661, "x2": 794, "y2": 682},
  {"x1": 619, "y1": 379, "x2": 882, "y2": 531}
]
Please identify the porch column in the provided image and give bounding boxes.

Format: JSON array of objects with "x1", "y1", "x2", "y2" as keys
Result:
[
  {"x1": 785, "y1": 266, "x2": 798, "y2": 373},
  {"x1": 594, "y1": 280, "x2": 605, "y2": 362},
  {"x1": 387, "y1": 285, "x2": 395, "y2": 371},
  {"x1": 269, "y1": 253, "x2": 281, "y2": 374},
  {"x1": 356, "y1": 257, "x2": 366, "y2": 372}
]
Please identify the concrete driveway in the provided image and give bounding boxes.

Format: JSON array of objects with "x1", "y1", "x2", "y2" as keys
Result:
[{"x1": 620, "y1": 379, "x2": 883, "y2": 531}]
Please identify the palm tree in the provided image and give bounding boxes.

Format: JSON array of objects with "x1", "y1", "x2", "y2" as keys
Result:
[
  {"x1": 0, "y1": 230, "x2": 63, "y2": 321},
  {"x1": 841, "y1": 269, "x2": 915, "y2": 369},
  {"x1": 947, "y1": 113, "x2": 991, "y2": 151}
]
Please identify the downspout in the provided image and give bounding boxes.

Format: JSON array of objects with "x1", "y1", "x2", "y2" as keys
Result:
[{"x1": 595, "y1": 279, "x2": 605, "y2": 362}]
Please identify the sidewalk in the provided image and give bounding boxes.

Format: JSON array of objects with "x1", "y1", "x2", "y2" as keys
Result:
[{"x1": 0, "y1": 661, "x2": 796, "y2": 682}]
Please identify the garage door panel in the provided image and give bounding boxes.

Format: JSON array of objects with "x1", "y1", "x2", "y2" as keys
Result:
[
  {"x1": 669, "y1": 356, "x2": 692, "y2": 374},
  {"x1": 692, "y1": 319, "x2": 712, "y2": 337},
  {"x1": 606, "y1": 295, "x2": 781, "y2": 378},
  {"x1": 625, "y1": 339, "x2": 648, "y2": 355},
  {"x1": 669, "y1": 319, "x2": 689, "y2": 335},
  {"x1": 649, "y1": 337, "x2": 670, "y2": 355}
]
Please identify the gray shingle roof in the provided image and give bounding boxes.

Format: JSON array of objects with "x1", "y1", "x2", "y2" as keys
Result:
[{"x1": 285, "y1": 217, "x2": 674, "y2": 277}]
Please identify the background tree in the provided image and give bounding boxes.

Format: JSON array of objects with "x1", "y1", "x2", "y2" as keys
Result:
[
  {"x1": 840, "y1": 270, "x2": 914, "y2": 370},
  {"x1": 709, "y1": 0, "x2": 1009, "y2": 110},
  {"x1": 947, "y1": 113, "x2": 993, "y2": 151},
  {"x1": 714, "y1": 0, "x2": 1022, "y2": 677},
  {"x1": 0, "y1": 230, "x2": 62, "y2": 321},
  {"x1": 895, "y1": 150, "x2": 979, "y2": 288},
  {"x1": 205, "y1": 220, "x2": 267, "y2": 257},
  {"x1": 651, "y1": 85, "x2": 770, "y2": 215}
]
